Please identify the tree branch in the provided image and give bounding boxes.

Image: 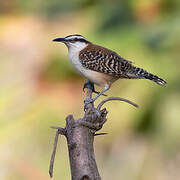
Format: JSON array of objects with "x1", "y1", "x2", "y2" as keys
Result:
[
  {"x1": 49, "y1": 87, "x2": 138, "y2": 179},
  {"x1": 49, "y1": 130, "x2": 60, "y2": 178},
  {"x1": 97, "y1": 97, "x2": 139, "y2": 111}
]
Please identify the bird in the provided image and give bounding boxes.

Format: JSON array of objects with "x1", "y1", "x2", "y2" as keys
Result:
[{"x1": 53, "y1": 34, "x2": 167, "y2": 104}]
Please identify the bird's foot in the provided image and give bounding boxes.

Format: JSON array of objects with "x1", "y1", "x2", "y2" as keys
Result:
[
  {"x1": 83, "y1": 81, "x2": 107, "y2": 96},
  {"x1": 83, "y1": 80, "x2": 95, "y2": 92},
  {"x1": 84, "y1": 98, "x2": 94, "y2": 105}
]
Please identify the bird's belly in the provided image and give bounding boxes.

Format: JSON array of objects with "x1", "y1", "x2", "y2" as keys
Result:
[
  {"x1": 90, "y1": 71, "x2": 118, "y2": 86},
  {"x1": 69, "y1": 54, "x2": 116, "y2": 86}
]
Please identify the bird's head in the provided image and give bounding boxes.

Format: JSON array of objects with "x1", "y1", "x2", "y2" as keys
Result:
[{"x1": 53, "y1": 34, "x2": 90, "y2": 51}]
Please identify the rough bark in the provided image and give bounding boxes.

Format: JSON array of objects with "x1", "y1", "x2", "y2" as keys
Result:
[{"x1": 64, "y1": 87, "x2": 106, "y2": 180}]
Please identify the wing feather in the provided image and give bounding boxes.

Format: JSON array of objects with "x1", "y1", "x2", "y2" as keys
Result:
[{"x1": 79, "y1": 44, "x2": 133, "y2": 78}]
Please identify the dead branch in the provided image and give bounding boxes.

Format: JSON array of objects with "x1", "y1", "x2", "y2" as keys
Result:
[
  {"x1": 97, "y1": 97, "x2": 139, "y2": 111},
  {"x1": 49, "y1": 86, "x2": 138, "y2": 180},
  {"x1": 49, "y1": 130, "x2": 60, "y2": 178}
]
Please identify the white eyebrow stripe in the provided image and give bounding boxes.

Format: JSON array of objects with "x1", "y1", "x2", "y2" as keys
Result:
[{"x1": 65, "y1": 35, "x2": 85, "y2": 40}]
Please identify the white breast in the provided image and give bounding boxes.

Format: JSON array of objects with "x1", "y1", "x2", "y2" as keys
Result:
[{"x1": 68, "y1": 42, "x2": 88, "y2": 75}]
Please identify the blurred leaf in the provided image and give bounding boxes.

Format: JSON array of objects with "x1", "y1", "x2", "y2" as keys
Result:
[{"x1": 97, "y1": 1, "x2": 135, "y2": 32}]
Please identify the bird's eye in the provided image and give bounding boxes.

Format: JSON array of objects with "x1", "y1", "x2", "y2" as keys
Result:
[{"x1": 74, "y1": 38, "x2": 78, "y2": 41}]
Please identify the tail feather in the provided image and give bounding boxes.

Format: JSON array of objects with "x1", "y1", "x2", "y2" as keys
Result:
[
  {"x1": 144, "y1": 72, "x2": 167, "y2": 86},
  {"x1": 131, "y1": 66, "x2": 167, "y2": 86}
]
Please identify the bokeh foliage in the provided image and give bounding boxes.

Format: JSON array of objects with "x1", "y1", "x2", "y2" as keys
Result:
[{"x1": 0, "y1": 0, "x2": 180, "y2": 179}]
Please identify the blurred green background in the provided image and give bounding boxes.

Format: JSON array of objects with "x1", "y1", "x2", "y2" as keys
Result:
[{"x1": 0, "y1": 0, "x2": 180, "y2": 179}]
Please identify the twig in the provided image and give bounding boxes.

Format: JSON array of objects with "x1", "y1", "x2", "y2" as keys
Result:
[
  {"x1": 49, "y1": 130, "x2": 60, "y2": 178},
  {"x1": 94, "y1": 132, "x2": 108, "y2": 136},
  {"x1": 97, "y1": 97, "x2": 139, "y2": 111},
  {"x1": 50, "y1": 126, "x2": 66, "y2": 135}
]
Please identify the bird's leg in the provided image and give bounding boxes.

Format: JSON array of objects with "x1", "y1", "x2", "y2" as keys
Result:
[
  {"x1": 83, "y1": 80, "x2": 107, "y2": 96},
  {"x1": 84, "y1": 85, "x2": 110, "y2": 105},
  {"x1": 83, "y1": 80, "x2": 95, "y2": 93}
]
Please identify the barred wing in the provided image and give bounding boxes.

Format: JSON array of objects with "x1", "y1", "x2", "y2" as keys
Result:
[{"x1": 79, "y1": 46, "x2": 133, "y2": 77}]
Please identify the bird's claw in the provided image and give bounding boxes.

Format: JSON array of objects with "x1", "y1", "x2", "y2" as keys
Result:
[
  {"x1": 84, "y1": 98, "x2": 94, "y2": 105},
  {"x1": 83, "y1": 81, "x2": 95, "y2": 92},
  {"x1": 83, "y1": 81, "x2": 107, "y2": 96}
]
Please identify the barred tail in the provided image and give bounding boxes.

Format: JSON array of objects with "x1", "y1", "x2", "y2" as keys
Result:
[
  {"x1": 132, "y1": 66, "x2": 167, "y2": 86},
  {"x1": 143, "y1": 72, "x2": 167, "y2": 86}
]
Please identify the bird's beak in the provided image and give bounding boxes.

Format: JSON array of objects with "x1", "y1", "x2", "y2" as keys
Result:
[{"x1": 52, "y1": 38, "x2": 66, "y2": 42}]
